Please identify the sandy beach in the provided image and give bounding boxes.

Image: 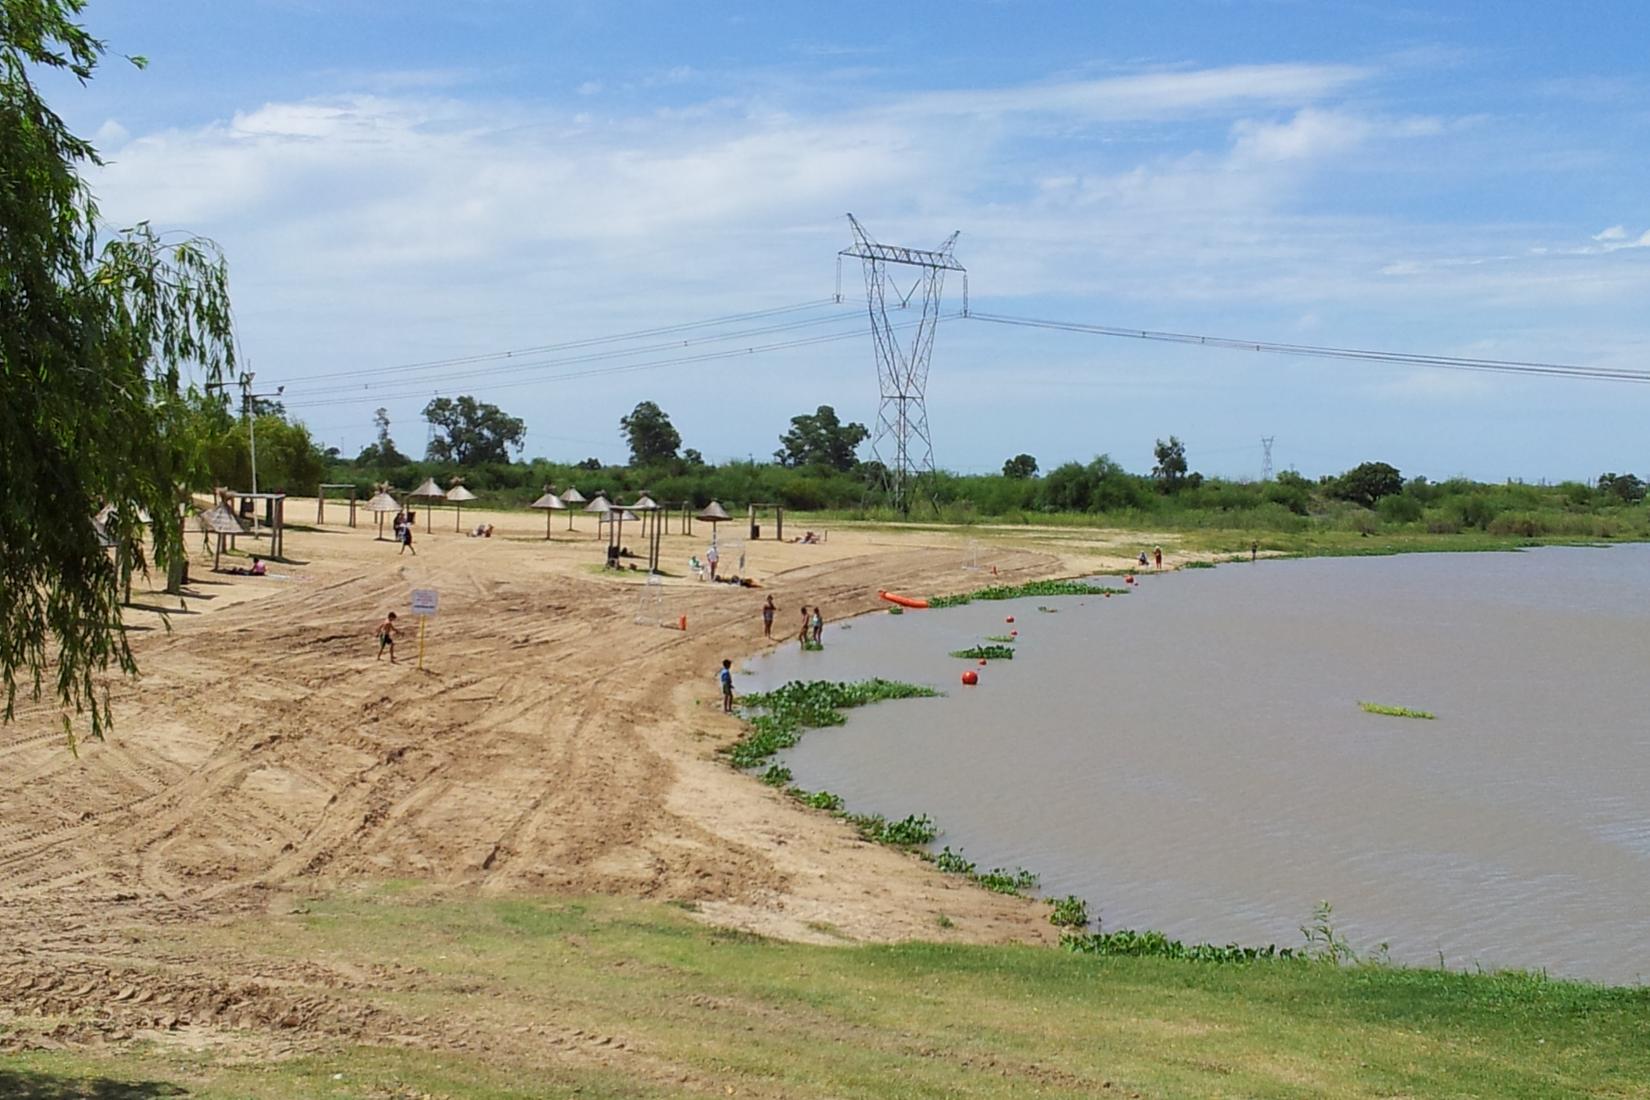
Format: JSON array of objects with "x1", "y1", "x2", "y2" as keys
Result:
[{"x1": 0, "y1": 502, "x2": 1174, "y2": 1051}]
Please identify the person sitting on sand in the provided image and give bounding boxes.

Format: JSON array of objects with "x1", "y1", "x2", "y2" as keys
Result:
[
  {"x1": 1137, "y1": 551, "x2": 1149, "y2": 567},
  {"x1": 224, "y1": 555, "x2": 267, "y2": 576},
  {"x1": 761, "y1": 595, "x2": 776, "y2": 637},
  {"x1": 376, "y1": 611, "x2": 401, "y2": 663},
  {"x1": 250, "y1": 556, "x2": 266, "y2": 576}
]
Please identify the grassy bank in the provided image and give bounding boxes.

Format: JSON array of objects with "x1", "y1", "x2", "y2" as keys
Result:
[{"x1": 6, "y1": 892, "x2": 1647, "y2": 1099}]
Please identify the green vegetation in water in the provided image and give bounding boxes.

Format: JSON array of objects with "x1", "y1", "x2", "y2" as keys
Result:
[
  {"x1": 928, "y1": 847, "x2": 1040, "y2": 897},
  {"x1": 887, "y1": 605, "x2": 904, "y2": 615},
  {"x1": 984, "y1": 633, "x2": 1016, "y2": 642},
  {"x1": 1035, "y1": 605, "x2": 1059, "y2": 613},
  {"x1": 1047, "y1": 895, "x2": 1091, "y2": 930},
  {"x1": 949, "y1": 644, "x2": 1014, "y2": 660},
  {"x1": 928, "y1": 579, "x2": 1128, "y2": 607},
  {"x1": 1182, "y1": 559, "x2": 1217, "y2": 569},
  {"x1": 847, "y1": 812, "x2": 939, "y2": 847},
  {"x1": 759, "y1": 764, "x2": 792, "y2": 787},
  {"x1": 801, "y1": 640, "x2": 824, "y2": 651},
  {"x1": 1359, "y1": 701, "x2": 1437, "y2": 720},
  {"x1": 1063, "y1": 928, "x2": 1301, "y2": 964},
  {"x1": 795, "y1": 788, "x2": 845, "y2": 812},
  {"x1": 727, "y1": 678, "x2": 941, "y2": 770}
]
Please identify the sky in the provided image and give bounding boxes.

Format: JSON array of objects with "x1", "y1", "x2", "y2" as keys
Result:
[{"x1": 43, "y1": 0, "x2": 1650, "y2": 481}]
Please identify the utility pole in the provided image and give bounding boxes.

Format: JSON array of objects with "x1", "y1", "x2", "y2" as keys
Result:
[
  {"x1": 838, "y1": 214, "x2": 965, "y2": 514},
  {"x1": 207, "y1": 370, "x2": 284, "y2": 533},
  {"x1": 1261, "y1": 436, "x2": 1275, "y2": 482}
]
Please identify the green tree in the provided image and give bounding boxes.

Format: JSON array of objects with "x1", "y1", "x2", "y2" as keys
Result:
[
  {"x1": 575, "y1": 456, "x2": 603, "y2": 472},
  {"x1": 356, "y1": 406, "x2": 409, "y2": 466},
  {"x1": 775, "y1": 405, "x2": 868, "y2": 470},
  {"x1": 1152, "y1": 436, "x2": 1188, "y2": 491},
  {"x1": 1596, "y1": 472, "x2": 1646, "y2": 504},
  {"x1": 620, "y1": 400, "x2": 681, "y2": 465},
  {"x1": 2, "y1": 5, "x2": 237, "y2": 741},
  {"x1": 1332, "y1": 461, "x2": 1404, "y2": 508},
  {"x1": 1002, "y1": 453, "x2": 1039, "y2": 479},
  {"x1": 423, "y1": 395, "x2": 525, "y2": 466}
]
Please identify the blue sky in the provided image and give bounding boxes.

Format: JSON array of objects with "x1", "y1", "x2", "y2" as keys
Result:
[{"x1": 51, "y1": 1, "x2": 1650, "y2": 480}]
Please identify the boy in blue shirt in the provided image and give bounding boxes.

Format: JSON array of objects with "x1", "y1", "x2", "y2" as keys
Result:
[{"x1": 719, "y1": 659, "x2": 734, "y2": 713}]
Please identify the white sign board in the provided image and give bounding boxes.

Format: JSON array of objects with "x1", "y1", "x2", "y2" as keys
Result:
[{"x1": 409, "y1": 588, "x2": 440, "y2": 617}]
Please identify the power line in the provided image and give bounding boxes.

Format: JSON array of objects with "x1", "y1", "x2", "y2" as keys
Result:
[
  {"x1": 287, "y1": 309, "x2": 860, "y2": 400},
  {"x1": 282, "y1": 316, "x2": 949, "y2": 412},
  {"x1": 274, "y1": 298, "x2": 845, "y2": 385},
  {"x1": 967, "y1": 312, "x2": 1650, "y2": 385}
]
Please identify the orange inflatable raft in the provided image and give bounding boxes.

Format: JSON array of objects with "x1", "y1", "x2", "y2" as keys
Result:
[{"x1": 878, "y1": 591, "x2": 930, "y2": 609}]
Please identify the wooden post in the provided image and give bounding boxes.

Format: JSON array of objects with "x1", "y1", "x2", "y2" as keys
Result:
[{"x1": 417, "y1": 617, "x2": 427, "y2": 671}]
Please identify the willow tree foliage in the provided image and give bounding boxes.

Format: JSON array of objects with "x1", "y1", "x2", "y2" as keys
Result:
[{"x1": 1, "y1": 1, "x2": 237, "y2": 741}]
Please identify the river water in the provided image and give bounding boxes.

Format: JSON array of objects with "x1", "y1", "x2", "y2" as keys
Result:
[{"x1": 744, "y1": 546, "x2": 1650, "y2": 983}]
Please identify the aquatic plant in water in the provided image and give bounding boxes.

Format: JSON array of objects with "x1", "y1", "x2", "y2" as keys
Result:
[
  {"x1": 728, "y1": 679, "x2": 942, "y2": 770},
  {"x1": 1047, "y1": 895, "x2": 1090, "y2": 930},
  {"x1": 927, "y1": 579, "x2": 1128, "y2": 608},
  {"x1": 1062, "y1": 928, "x2": 1300, "y2": 963},
  {"x1": 950, "y1": 644, "x2": 1014, "y2": 661},
  {"x1": 1358, "y1": 701, "x2": 1436, "y2": 720}
]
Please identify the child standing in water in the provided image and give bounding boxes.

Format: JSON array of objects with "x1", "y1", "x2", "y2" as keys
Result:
[
  {"x1": 376, "y1": 611, "x2": 401, "y2": 663},
  {"x1": 761, "y1": 595, "x2": 776, "y2": 637},
  {"x1": 718, "y1": 658, "x2": 735, "y2": 713},
  {"x1": 798, "y1": 606, "x2": 811, "y2": 648},
  {"x1": 810, "y1": 606, "x2": 824, "y2": 644}
]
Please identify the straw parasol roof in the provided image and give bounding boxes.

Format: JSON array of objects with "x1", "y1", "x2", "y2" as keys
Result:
[
  {"x1": 696, "y1": 500, "x2": 731, "y2": 522},
  {"x1": 559, "y1": 486, "x2": 587, "y2": 505},
  {"x1": 366, "y1": 491, "x2": 400, "y2": 513},
  {"x1": 530, "y1": 489, "x2": 566, "y2": 538},
  {"x1": 196, "y1": 502, "x2": 248, "y2": 536},
  {"x1": 446, "y1": 482, "x2": 477, "y2": 532},
  {"x1": 629, "y1": 494, "x2": 659, "y2": 511},
  {"x1": 409, "y1": 477, "x2": 445, "y2": 532}
]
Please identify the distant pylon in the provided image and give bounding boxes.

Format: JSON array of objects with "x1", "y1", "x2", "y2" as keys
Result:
[
  {"x1": 838, "y1": 214, "x2": 966, "y2": 513},
  {"x1": 1261, "y1": 436, "x2": 1275, "y2": 481}
]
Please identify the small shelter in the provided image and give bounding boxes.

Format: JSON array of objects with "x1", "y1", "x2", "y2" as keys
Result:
[
  {"x1": 409, "y1": 477, "x2": 446, "y2": 533},
  {"x1": 628, "y1": 494, "x2": 662, "y2": 572},
  {"x1": 446, "y1": 482, "x2": 478, "y2": 532},
  {"x1": 366, "y1": 490, "x2": 401, "y2": 540},
  {"x1": 316, "y1": 483, "x2": 358, "y2": 526},
  {"x1": 584, "y1": 494, "x2": 611, "y2": 541},
  {"x1": 530, "y1": 489, "x2": 566, "y2": 539},
  {"x1": 196, "y1": 502, "x2": 249, "y2": 570},
  {"x1": 559, "y1": 486, "x2": 587, "y2": 532}
]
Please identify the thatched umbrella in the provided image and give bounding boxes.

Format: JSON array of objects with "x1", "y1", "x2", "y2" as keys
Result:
[
  {"x1": 447, "y1": 480, "x2": 477, "y2": 532},
  {"x1": 409, "y1": 477, "x2": 445, "y2": 533},
  {"x1": 559, "y1": 486, "x2": 586, "y2": 531},
  {"x1": 697, "y1": 500, "x2": 730, "y2": 546},
  {"x1": 584, "y1": 494, "x2": 611, "y2": 541},
  {"x1": 530, "y1": 488, "x2": 566, "y2": 539},
  {"x1": 196, "y1": 501, "x2": 249, "y2": 570},
  {"x1": 366, "y1": 488, "x2": 400, "y2": 540}
]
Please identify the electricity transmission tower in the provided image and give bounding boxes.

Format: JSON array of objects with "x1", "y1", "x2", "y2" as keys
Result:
[
  {"x1": 1261, "y1": 436, "x2": 1275, "y2": 481},
  {"x1": 838, "y1": 214, "x2": 966, "y2": 513}
]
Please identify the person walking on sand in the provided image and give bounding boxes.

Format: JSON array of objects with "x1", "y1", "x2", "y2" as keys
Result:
[
  {"x1": 376, "y1": 611, "x2": 401, "y2": 663},
  {"x1": 810, "y1": 606, "x2": 824, "y2": 645},
  {"x1": 719, "y1": 658, "x2": 735, "y2": 713},
  {"x1": 798, "y1": 606, "x2": 811, "y2": 648},
  {"x1": 761, "y1": 595, "x2": 776, "y2": 637},
  {"x1": 399, "y1": 521, "x2": 416, "y2": 556},
  {"x1": 1153, "y1": 545, "x2": 1162, "y2": 569}
]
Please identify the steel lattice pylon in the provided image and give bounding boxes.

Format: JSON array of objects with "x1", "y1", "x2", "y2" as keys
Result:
[{"x1": 838, "y1": 214, "x2": 966, "y2": 513}]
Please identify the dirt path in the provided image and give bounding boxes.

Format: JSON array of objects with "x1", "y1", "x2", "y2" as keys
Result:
[{"x1": 0, "y1": 504, "x2": 1154, "y2": 1063}]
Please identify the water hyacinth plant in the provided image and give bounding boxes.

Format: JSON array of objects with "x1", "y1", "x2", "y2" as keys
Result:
[
  {"x1": 1359, "y1": 701, "x2": 1436, "y2": 720},
  {"x1": 950, "y1": 644, "x2": 1014, "y2": 660},
  {"x1": 927, "y1": 579, "x2": 1128, "y2": 608}
]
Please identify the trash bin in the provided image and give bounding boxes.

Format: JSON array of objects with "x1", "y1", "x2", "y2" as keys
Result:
[{"x1": 750, "y1": 523, "x2": 760, "y2": 539}]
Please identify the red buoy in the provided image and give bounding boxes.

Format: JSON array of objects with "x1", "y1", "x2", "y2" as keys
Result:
[
  {"x1": 1010, "y1": 630, "x2": 1018, "y2": 637},
  {"x1": 1005, "y1": 615, "x2": 1015, "y2": 623},
  {"x1": 961, "y1": 670, "x2": 979, "y2": 685}
]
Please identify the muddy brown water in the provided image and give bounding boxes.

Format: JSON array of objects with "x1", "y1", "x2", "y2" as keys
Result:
[{"x1": 746, "y1": 546, "x2": 1650, "y2": 982}]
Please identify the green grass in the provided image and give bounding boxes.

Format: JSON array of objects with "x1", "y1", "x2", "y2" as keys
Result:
[
  {"x1": 1359, "y1": 701, "x2": 1437, "y2": 720},
  {"x1": 950, "y1": 643, "x2": 1015, "y2": 660},
  {"x1": 9, "y1": 892, "x2": 1648, "y2": 1099}
]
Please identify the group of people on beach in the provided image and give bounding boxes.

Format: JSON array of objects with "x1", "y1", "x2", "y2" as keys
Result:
[
  {"x1": 1136, "y1": 545, "x2": 1163, "y2": 569},
  {"x1": 758, "y1": 595, "x2": 823, "y2": 648}
]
